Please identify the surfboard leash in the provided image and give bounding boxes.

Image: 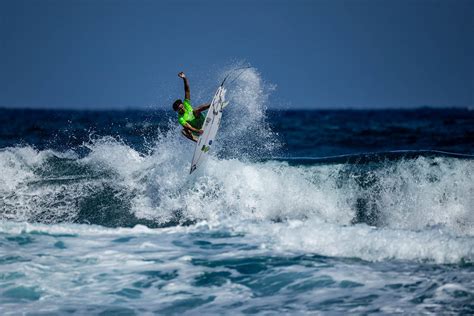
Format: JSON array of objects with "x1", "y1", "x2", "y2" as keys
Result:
[{"x1": 220, "y1": 66, "x2": 253, "y2": 87}]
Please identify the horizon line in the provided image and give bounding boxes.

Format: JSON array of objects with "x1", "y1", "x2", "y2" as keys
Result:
[{"x1": 0, "y1": 105, "x2": 472, "y2": 112}]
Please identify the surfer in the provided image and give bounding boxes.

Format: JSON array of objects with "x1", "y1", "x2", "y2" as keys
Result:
[{"x1": 172, "y1": 72, "x2": 210, "y2": 142}]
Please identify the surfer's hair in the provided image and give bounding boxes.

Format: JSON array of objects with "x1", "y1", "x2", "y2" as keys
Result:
[{"x1": 172, "y1": 99, "x2": 182, "y2": 111}]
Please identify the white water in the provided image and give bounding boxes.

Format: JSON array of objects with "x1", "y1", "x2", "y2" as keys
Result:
[
  {"x1": 1, "y1": 140, "x2": 473, "y2": 264},
  {"x1": 1, "y1": 68, "x2": 473, "y2": 264}
]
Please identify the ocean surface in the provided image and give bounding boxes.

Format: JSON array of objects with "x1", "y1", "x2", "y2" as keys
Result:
[{"x1": 1, "y1": 70, "x2": 473, "y2": 315}]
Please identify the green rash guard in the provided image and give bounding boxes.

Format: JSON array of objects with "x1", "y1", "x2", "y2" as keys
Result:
[{"x1": 178, "y1": 99, "x2": 205, "y2": 130}]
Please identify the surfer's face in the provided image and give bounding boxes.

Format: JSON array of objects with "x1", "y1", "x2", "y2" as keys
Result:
[{"x1": 177, "y1": 104, "x2": 185, "y2": 115}]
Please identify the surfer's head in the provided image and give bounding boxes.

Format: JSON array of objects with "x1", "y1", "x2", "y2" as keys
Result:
[{"x1": 172, "y1": 99, "x2": 184, "y2": 114}]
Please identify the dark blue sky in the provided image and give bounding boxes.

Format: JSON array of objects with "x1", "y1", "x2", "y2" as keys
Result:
[{"x1": 1, "y1": 0, "x2": 473, "y2": 109}]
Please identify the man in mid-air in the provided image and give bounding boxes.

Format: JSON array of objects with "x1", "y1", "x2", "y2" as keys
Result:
[{"x1": 172, "y1": 72, "x2": 210, "y2": 142}]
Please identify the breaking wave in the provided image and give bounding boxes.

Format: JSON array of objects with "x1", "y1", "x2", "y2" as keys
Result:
[{"x1": 1, "y1": 68, "x2": 473, "y2": 263}]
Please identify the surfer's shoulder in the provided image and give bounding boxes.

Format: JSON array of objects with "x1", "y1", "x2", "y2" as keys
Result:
[{"x1": 183, "y1": 99, "x2": 193, "y2": 111}]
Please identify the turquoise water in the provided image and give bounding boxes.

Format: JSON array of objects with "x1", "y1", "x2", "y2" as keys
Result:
[{"x1": 2, "y1": 221, "x2": 473, "y2": 315}]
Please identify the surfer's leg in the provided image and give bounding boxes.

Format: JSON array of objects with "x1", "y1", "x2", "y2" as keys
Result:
[
  {"x1": 181, "y1": 129, "x2": 198, "y2": 142},
  {"x1": 197, "y1": 113, "x2": 205, "y2": 128}
]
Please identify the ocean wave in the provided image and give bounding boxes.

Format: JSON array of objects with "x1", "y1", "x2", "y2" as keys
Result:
[
  {"x1": 1, "y1": 143, "x2": 472, "y2": 236},
  {"x1": 1, "y1": 67, "x2": 473, "y2": 264}
]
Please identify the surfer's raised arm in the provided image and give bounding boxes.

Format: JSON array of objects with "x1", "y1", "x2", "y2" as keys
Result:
[{"x1": 178, "y1": 72, "x2": 190, "y2": 100}]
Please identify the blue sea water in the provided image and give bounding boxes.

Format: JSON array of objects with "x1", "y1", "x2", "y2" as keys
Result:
[{"x1": 0, "y1": 70, "x2": 473, "y2": 314}]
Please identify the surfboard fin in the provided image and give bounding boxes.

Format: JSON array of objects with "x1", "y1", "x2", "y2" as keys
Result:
[{"x1": 222, "y1": 101, "x2": 230, "y2": 109}]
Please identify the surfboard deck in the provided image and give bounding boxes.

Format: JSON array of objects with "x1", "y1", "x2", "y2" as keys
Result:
[{"x1": 189, "y1": 86, "x2": 226, "y2": 174}]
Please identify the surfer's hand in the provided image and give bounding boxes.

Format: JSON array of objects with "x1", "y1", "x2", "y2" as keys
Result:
[
  {"x1": 178, "y1": 72, "x2": 186, "y2": 79},
  {"x1": 198, "y1": 129, "x2": 204, "y2": 135}
]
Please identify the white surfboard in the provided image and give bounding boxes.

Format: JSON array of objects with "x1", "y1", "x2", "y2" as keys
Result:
[{"x1": 189, "y1": 86, "x2": 227, "y2": 174}]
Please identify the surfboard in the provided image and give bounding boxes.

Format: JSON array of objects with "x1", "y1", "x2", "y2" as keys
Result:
[{"x1": 189, "y1": 86, "x2": 227, "y2": 174}]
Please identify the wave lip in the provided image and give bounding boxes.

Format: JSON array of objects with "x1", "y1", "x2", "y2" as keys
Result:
[{"x1": 268, "y1": 149, "x2": 474, "y2": 165}]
